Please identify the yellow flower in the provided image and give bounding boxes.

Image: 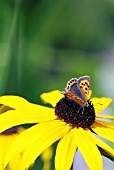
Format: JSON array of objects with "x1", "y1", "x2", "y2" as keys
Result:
[
  {"x1": 0, "y1": 128, "x2": 25, "y2": 170},
  {"x1": 0, "y1": 90, "x2": 114, "y2": 170},
  {"x1": 0, "y1": 105, "x2": 25, "y2": 170}
]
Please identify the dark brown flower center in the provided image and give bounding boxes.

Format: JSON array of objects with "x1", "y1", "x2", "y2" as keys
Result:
[{"x1": 55, "y1": 97, "x2": 95, "y2": 128}]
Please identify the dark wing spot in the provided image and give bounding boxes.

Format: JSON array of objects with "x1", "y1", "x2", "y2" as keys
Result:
[
  {"x1": 85, "y1": 82, "x2": 89, "y2": 87},
  {"x1": 85, "y1": 87, "x2": 87, "y2": 90},
  {"x1": 80, "y1": 86, "x2": 83, "y2": 88},
  {"x1": 85, "y1": 92, "x2": 87, "y2": 94}
]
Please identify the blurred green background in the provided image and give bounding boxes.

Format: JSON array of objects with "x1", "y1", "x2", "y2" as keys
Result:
[{"x1": 1, "y1": 0, "x2": 114, "y2": 169}]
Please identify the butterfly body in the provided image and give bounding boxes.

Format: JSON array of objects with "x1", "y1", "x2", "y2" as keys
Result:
[{"x1": 61, "y1": 76, "x2": 90, "y2": 106}]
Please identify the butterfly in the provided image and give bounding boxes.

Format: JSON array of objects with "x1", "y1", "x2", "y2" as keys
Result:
[{"x1": 61, "y1": 76, "x2": 90, "y2": 107}]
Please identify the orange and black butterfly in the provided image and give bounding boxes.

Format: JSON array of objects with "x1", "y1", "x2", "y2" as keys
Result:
[{"x1": 61, "y1": 76, "x2": 90, "y2": 106}]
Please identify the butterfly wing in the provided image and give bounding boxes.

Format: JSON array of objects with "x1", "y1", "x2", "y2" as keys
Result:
[
  {"x1": 61, "y1": 91, "x2": 86, "y2": 106},
  {"x1": 62, "y1": 78, "x2": 86, "y2": 106},
  {"x1": 65, "y1": 78, "x2": 77, "y2": 92},
  {"x1": 78, "y1": 76, "x2": 90, "y2": 100}
]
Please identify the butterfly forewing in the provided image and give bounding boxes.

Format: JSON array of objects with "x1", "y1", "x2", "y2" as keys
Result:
[
  {"x1": 65, "y1": 78, "x2": 86, "y2": 102},
  {"x1": 78, "y1": 76, "x2": 90, "y2": 101}
]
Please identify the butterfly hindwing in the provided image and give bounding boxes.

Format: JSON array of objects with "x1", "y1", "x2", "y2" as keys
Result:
[{"x1": 62, "y1": 91, "x2": 86, "y2": 106}]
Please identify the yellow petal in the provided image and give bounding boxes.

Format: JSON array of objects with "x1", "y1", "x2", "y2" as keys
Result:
[
  {"x1": 95, "y1": 120, "x2": 114, "y2": 128},
  {"x1": 4, "y1": 123, "x2": 48, "y2": 167},
  {"x1": 0, "y1": 133, "x2": 22, "y2": 170},
  {"x1": 21, "y1": 120, "x2": 69, "y2": 170},
  {"x1": 74, "y1": 128, "x2": 103, "y2": 170},
  {"x1": 85, "y1": 130, "x2": 114, "y2": 157},
  {"x1": 90, "y1": 97, "x2": 112, "y2": 114},
  {"x1": 55, "y1": 128, "x2": 77, "y2": 170},
  {"x1": 0, "y1": 96, "x2": 31, "y2": 110},
  {"x1": 88, "y1": 90, "x2": 92, "y2": 100},
  {"x1": 92, "y1": 122, "x2": 114, "y2": 142},
  {"x1": 0, "y1": 134, "x2": 15, "y2": 169},
  {"x1": 9, "y1": 154, "x2": 22, "y2": 170},
  {"x1": 4, "y1": 120, "x2": 69, "y2": 169},
  {"x1": 40, "y1": 90, "x2": 64, "y2": 107},
  {"x1": 0, "y1": 95, "x2": 56, "y2": 118},
  {"x1": 28, "y1": 104, "x2": 56, "y2": 119},
  {"x1": 0, "y1": 108, "x2": 56, "y2": 133},
  {"x1": 96, "y1": 115, "x2": 114, "y2": 120}
]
